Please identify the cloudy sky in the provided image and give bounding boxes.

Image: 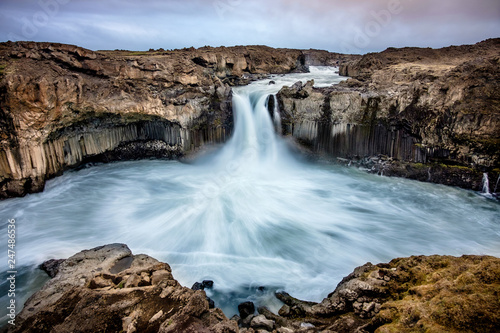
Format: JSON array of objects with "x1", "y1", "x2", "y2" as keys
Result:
[{"x1": 0, "y1": 0, "x2": 499, "y2": 53}]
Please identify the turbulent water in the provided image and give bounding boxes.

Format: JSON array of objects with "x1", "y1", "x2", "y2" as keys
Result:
[{"x1": 1, "y1": 67, "x2": 499, "y2": 322}]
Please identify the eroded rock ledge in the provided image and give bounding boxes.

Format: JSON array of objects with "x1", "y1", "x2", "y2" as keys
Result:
[
  {"x1": 0, "y1": 42, "x2": 355, "y2": 198},
  {"x1": 277, "y1": 38, "x2": 500, "y2": 192},
  {"x1": 7, "y1": 244, "x2": 499, "y2": 333}
]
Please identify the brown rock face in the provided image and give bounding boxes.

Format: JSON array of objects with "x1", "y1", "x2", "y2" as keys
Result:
[
  {"x1": 277, "y1": 38, "x2": 500, "y2": 191},
  {"x1": 0, "y1": 42, "x2": 352, "y2": 198},
  {"x1": 8, "y1": 244, "x2": 238, "y2": 333}
]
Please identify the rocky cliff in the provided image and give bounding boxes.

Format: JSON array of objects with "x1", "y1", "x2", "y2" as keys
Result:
[
  {"x1": 6, "y1": 244, "x2": 499, "y2": 332},
  {"x1": 2, "y1": 39, "x2": 499, "y2": 197},
  {"x1": 0, "y1": 42, "x2": 353, "y2": 198},
  {"x1": 277, "y1": 38, "x2": 500, "y2": 192}
]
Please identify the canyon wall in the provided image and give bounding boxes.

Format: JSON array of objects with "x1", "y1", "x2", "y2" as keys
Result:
[
  {"x1": 277, "y1": 39, "x2": 500, "y2": 191},
  {"x1": 1, "y1": 40, "x2": 498, "y2": 197},
  {"x1": 0, "y1": 42, "x2": 352, "y2": 198}
]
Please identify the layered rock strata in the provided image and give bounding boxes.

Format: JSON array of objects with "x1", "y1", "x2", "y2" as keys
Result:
[
  {"x1": 277, "y1": 38, "x2": 500, "y2": 191},
  {"x1": 0, "y1": 42, "x2": 352, "y2": 198}
]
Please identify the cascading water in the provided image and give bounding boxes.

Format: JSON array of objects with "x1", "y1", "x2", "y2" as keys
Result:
[
  {"x1": 1, "y1": 67, "x2": 499, "y2": 324},
  {"x1": 482, "y1": 172, "x2": 491, "y2": 195}
]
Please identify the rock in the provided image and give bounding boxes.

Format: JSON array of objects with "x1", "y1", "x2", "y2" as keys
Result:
[
  {"x1": 10, "y1": 246, "x2": 500, "y2": 333},
  {"x1": 191, "y1": 281, "x2": 204, "y2": 290},
  {"x1": 238, "y1": 301, "x2": 256, "y2": 319},
  {"x1": 202, "y1": 280, "x2": 214, "y2": 289},
  {"x1": 240, "y1": 314, "x2": 255, "y2": 328},
  {"x1": 1, "y1": 42, "x2": 355, "y2": 199},
  {"x1": 39, "y1": 258, "x2": 65, "y2": 278},
  {"x1": 207, "y1": 297, "x2": 215, "y2": 309},
  {"x1": 7, "y1": 244, "x2": 238, "y2": 333},
  {"x1": 277, "y1": 39, "x2": 500, "y2": 191},
  {"x1": 273, "y1": 255, "x2": 500, "y2": 332},
  {"x1": 192, "y1": 280, "x2": 215, "y2": 307},
  {"x1": 277, "y1": 328, "x2": 294, "y2": 333},
  {"x1": 258, "y1": 306, "x2": 291, "y2": 329},
  {"x1": 250, "y1": 314, "x2": 275, "y2": 331}
]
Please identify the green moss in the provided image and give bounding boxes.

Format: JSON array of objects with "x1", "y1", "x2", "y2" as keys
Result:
[
  {"x1": 0, "y1": 63, "x2": 6, "y2": 76},
  {"x1": 411, "y1": 163, "x2": 426, "y2": 169},
  {"x1": 117, "y1": 281, "x2": 125, "y2": 289},
  {"x1": 433, "y1": 163, "x2": 474, "y2": 171}
]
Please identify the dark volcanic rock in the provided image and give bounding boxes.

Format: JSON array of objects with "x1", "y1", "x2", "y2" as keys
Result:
[
  {"x1": 238, "y1": 301, "x2": 256, "y2": 319},
  {"x1": 277, "y1": 38, "x2": 500, "y2": 191},
  {"x1": 39, "y1": 259, "x2": 65, "y2": 278}
]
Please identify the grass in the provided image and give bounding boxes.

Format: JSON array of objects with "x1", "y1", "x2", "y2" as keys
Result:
[{"x1": 0, "y1": 63, "x2": 7, "y2": 76}]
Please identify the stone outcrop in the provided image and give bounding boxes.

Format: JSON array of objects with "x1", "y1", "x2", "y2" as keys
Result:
[
  {"x1": 10, "y1": 246, "x2": 499, "y2": 333},
  {"x1": 277, "y1": 38, "x2": 500, "y2": 192},
  {"x1": 268, "y1": 255, "x2": 500, "y2": 332},
  {"x1": 0, "y1": 42, "x2": 353, "y2": 198},
  {"x1": 7, "y1": 244, "x2": 238, "y2": 333}
]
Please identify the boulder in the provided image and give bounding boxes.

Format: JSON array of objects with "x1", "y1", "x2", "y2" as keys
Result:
[
  {"x1": 39, "y1": 259, "x2": 65, "y2": 278},
  {"x1": 7, "y1": 244, "x2": 237, "y2": 333},
  {"x1": 238, "y1": 301, "x2": 255, "y2": 319}
]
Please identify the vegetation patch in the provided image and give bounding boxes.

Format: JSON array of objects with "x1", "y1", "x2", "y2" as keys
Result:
[{"x1": 0, "y1": 63, "x2": 7, "y2": 76}]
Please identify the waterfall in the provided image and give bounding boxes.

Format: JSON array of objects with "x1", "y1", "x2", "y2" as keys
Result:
[
  {"x1": 2, "y1": 67, "x2": 500, "y2": 323},
  {"x1": 494, "y1": 174, "x2": 500, "y2": 193},
  {"x1": 213, "y1": 67, "x2": 343, "y2": 168},
  {"x1": 482, "y1": 173, "x2": 490, "y2": 195},
  {"x1": 272, "y1": 95, "x2": 282, "y2": 135}
]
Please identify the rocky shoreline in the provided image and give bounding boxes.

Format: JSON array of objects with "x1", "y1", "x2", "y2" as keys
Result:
[{"x1": 5, "y1": 244, "x2": 499, "y2": 332}]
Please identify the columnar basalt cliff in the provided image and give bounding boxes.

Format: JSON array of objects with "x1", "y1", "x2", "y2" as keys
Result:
[
  {"x1": 1, "y1": 40, "x2": 499, "y2": 197},
  {"x1": 0, "y1": 42, "x2": 353, "y2": 198},
  {"x1": 277, "y1": 39, "x2": 500, "y2": 192},
  {"x1": 8, "y1": 245, "x2": 499, "y2": 332}
]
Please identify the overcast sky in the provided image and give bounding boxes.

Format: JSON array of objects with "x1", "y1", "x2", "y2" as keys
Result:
[{"x1": 0, "y1": 0, "x2": 499, "y2": 53}]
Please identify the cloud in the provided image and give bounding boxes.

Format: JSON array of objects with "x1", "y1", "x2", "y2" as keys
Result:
[{"x1": 0, "y1": 0, "x2": 498, "y2": 53}]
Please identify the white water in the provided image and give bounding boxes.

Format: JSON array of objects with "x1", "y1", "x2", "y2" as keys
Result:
[
  {"x1": 482, "y1": 172, "x2": 491, "y2": 195},
  {"x1": 1, "y1": 67, "x2": 499, "y2": 322}
]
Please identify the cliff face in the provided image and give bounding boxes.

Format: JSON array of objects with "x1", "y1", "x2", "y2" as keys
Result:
[
  {"x1": 2, "y1": 40, "x2": 498, "y2": 197},
  {"x1": 277, "y1": 39, "x2": 500, "y2": 191},
  {"x1": 9, "y1": 244, "x2": 500, "y2": 332},
  {"x1": 0, "y1": 42, "x2": 350, "y2": 198}
]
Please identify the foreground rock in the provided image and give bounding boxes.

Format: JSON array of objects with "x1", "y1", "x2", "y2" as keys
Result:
[
  {"x1": 8, "y1": 244, "x2": 237, "y2": 333},
  {"x1": 277, "y1": 38, "x2": 500, "y2": 192},
  {"x1": 9, "y1": 245, "x2": 499, "y2": 332},
  {"x1": 270, "y1": 255, "x2": 500, "y2": 332}
]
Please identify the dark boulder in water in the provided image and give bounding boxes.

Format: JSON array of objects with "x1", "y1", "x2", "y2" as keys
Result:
[
  {"x1": 238, "y1": 301, "x2": 256, "y2": 319},
  {"x1": 39, "y1": 259, "x2": 65, "y2": 278}
]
